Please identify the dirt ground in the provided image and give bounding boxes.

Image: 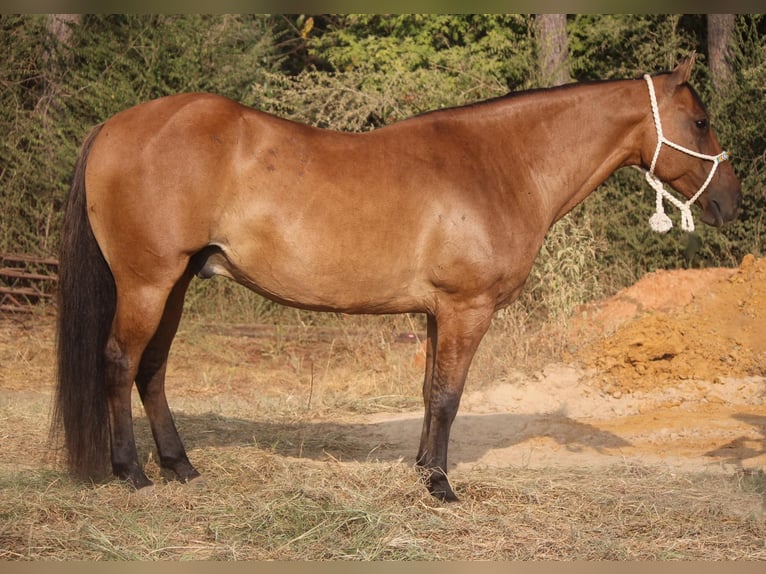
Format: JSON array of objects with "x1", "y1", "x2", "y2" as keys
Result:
[
  {"x1": 1, "y1": 256, "x2": 764, "y2": 485},
  {"x1": 338, "y1": 254, "x2": 766, "y2": 480}
]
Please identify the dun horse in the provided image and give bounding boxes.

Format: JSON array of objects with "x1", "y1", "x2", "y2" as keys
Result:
[{"x1": 52, "y1": 56, "x2": 740, "y2": 500}]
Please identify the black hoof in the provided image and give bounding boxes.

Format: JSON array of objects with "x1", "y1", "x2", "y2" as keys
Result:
[
  {"x1": 425, "y1": 471, "x2": 459, "y2": 502},
  {"x1": 116, "y1": 466, "x2": 154, "y2": 490},
  {"x1": 429, "y1": 483, "x2": 458, "y2": 502},
  {"x1": 161, "y1": 459, "x2": 201, "y2": 484}
]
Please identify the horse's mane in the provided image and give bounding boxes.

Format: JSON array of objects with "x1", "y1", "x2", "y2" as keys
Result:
[
  {"x1": 409, "y1": 76, "x2": 623, "y2": 122},
  {"x1": 408, "y1": 70, "x2": 704, "y2": 123}
]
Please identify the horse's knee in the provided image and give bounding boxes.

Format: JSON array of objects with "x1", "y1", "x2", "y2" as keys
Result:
[{"x1": 429, "y1": 388, "x2": 462, "y2": 425}]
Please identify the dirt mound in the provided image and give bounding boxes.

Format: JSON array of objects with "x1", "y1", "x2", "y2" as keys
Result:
[{"x1": 575, "y1": 254, "x2": 766, "y2": 394}]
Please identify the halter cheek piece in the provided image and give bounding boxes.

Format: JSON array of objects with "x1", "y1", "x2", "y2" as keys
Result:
[{"x1": 641, "y1": 74, "x2": 730, "y2": 233}]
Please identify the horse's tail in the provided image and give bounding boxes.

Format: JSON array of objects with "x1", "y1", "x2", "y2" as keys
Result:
[{"x1": 50, "y1": 123, "x2": 115, "y2": 482}]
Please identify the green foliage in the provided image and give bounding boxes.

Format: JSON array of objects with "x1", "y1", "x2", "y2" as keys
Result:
[
  {"x1": 568, "y1": 14, "x2": 704, "y2": 80},
  {"x1": 249, "y1": 63, "x2": 507, "y2": 133},
  {"x1": 1, "y1": 15, "x2": 67, "y2": 254},
  {"x1": 708, "y1": 15, "x2": 766, "y2": 261},
  {"x1": 523, "y1": 210, "x2": 607, "y2": 325},
  {"x1": 250, "y1": 14, "x2": 534, "y2": 132},
  {"x1": 310, "y1": 14, "x2": 535, "y2": 89},
  {"x1": 64, "y1": 15, "x2": 277, "y2": 115},
  {"x1": 579, "y1": 170, "x2": 742, "y2": 278}
]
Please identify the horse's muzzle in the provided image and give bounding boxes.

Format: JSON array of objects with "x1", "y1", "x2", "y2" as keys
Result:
[{"x1": 701, "y1": 184, "x2": 742, "y2": 227}]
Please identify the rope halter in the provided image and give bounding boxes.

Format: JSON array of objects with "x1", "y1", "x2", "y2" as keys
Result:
[{"x1": 641, "y1": 73, "x2": 730, "y2": 233}]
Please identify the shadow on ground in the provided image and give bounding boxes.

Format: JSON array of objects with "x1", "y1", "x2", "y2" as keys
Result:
[{"x1": 143, "y1": 410, "x2": 633, "y2": 467}]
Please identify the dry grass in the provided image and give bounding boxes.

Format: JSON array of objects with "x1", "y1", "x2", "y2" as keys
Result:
[
  {"x1": 1, "y1": 314, "x2": 765, "y2": 561},
  {"x1": 3, "y1": 453, "x2": 765, "y2": 560}
]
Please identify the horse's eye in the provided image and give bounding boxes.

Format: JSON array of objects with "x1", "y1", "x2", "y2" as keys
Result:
[{"x1": 695, "y1": 118, "x2": 709, "y2": 130}]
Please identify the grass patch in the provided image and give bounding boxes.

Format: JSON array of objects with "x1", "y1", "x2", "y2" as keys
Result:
[{"x1": 2, "y1": 458, "x2": 765, "y2": 560}]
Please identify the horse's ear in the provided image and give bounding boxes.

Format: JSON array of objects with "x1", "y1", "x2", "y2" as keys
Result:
[{"x1": 668, "y1": 51, "x2": 697, "y2": 89}]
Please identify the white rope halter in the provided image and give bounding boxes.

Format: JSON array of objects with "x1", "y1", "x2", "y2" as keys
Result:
[{"x1": 641, "y1": 73, "x2": 730, "y2": 233}]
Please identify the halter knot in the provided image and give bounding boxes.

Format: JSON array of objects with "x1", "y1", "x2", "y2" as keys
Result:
[{"x1": 641, "y1": 74, "x2": 730, "y2": 233}]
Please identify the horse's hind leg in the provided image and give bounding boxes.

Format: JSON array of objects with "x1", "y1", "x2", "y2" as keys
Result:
[
  {"x1": 135, "y1": 270, "x2": 200, "y2": 483},
  {"x1": 105, "y1": 275, "x2": 185, "y2": 489}
]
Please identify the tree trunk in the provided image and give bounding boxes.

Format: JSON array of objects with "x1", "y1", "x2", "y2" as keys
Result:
[
  {"x1": 535, "y1": 14, "x2": 571, "y2": 87},
  {"x1": 707, "y1": 14, "x2": 735, "y2": 92},
  {"x1": 38, "y1": 15, "x2": 82, "y2": 120},
  {"x1": 46, "y1": 14, "x2": 81, "y2": 57}
]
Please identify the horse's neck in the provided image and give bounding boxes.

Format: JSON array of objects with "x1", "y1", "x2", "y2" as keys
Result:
[{"x1": 481, "y1": 79, "x2": 647, "y2": 224}]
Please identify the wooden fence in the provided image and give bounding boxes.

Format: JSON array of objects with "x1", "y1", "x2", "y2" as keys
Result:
[{"x1": 0, "y1": 253, "x2": 58, "y2": 313}]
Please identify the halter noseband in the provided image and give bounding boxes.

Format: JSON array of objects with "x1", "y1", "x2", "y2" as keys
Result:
[{"x1": 641, "y1": 73, "x2": 730, "y2": 233}]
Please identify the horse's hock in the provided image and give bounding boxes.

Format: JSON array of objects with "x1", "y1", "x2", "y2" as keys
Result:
[{"x1": 574, "y1": 254, "x2": 766, "y2": 395}]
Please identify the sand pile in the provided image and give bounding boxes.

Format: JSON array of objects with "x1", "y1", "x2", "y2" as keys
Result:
[{"x1": 575, "y1": 254, "x2": 765, "y2": 394}]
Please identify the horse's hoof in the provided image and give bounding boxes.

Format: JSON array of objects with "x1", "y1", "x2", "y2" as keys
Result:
[
  {"x1": 426, "y1": 474, "x2": 459, "y2": 502},
  {"x1": 429, "y1": 486, "x2": 459, "y2": 502},
  {"x1": 118, "y1": 468, "x2": 154, "y2": 491}
]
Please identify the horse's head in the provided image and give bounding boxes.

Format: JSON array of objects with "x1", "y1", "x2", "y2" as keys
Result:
[{"x1": 642, "y1": 55, "x2": 741, "y2": 228}]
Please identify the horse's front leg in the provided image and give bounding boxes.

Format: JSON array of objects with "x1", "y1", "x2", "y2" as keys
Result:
[
  {"x1": 416, "y1": 314, "x2": 437, "y2": 469},
  {"x1": 416, "y1": 301, "x2": 493, "y2": 501}
]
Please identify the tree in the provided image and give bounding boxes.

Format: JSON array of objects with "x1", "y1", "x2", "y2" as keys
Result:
[
  {"x1": 535, "y1": 14, "x2": 571, "y2": 86},
  {"x1": 707, "y1": 14, "x2": 735, "y2": 91},
  {"x1": 39, "y1": 15, "x2": 81, "y2": 116},
  {"x1": 46, "y1": 13, "x2": 80, "y2": 49}
]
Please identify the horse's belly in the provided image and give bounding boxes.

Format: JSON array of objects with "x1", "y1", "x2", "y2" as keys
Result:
[{"x1": 200, "y1": 240, "x2": 426, "y2": 314}]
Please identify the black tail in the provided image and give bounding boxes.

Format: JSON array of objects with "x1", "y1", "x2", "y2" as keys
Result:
[{"x1": 50, "y1": 124, "x2": 116, "y2": 482}]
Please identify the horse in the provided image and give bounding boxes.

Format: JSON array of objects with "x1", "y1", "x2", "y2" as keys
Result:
[{"x1": 51, "y1": 56, "x2": 741, "y2": 501}]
